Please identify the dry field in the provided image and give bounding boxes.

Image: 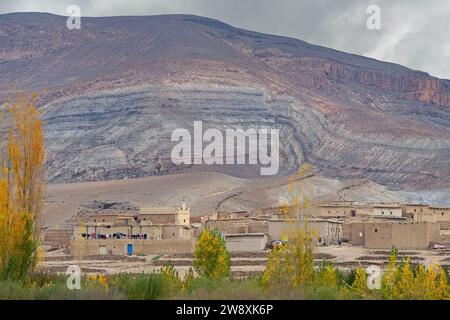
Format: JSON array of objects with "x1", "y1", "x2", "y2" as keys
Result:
[{"x1": 42, "y1": 244, "x2": 450, "y2": 278}]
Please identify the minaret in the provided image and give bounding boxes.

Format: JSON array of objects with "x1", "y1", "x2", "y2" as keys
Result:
[{"x1": 178, "y1": 197, "x2": 190, "y2": 226}]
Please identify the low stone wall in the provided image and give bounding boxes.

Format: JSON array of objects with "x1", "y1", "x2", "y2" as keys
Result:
[
  {"x1": 71, "y1": 239, "x2": 195, "y2": 255},
  {"x1": 43, "y1": 228, "x2": 73, "y2": 247}
]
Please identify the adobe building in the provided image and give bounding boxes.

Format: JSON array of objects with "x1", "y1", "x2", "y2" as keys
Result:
[
  {"x1": 207, "y1": 216, "x2": 269, "y2": 251},
  {"x1": 428, "y1": 206, "x2": 450, "y2": 222},
  {"x1": 76, "y1": 238, "x2": 195, "y2": 256},
  {"x1": 212, "y1": 217, "x2": 268, "y2": 235},
  {"x1": 313, "y1": 201, "x2": 374, "y2": 219},
  {"x1": 372, "y1": 204, "x2": 402, "y2": 218},
  {"x1": 403, "y1": 204, "x2": 428, "y2": 220},
  {"x1": 315, "y1": 204, "x2": 355, "y2": 218},
  {"x1": 345, "y1": 221, "x2": 440, "y2": 249},
  {"x1": 268, "y1": 218, "x2": 342, "y2": 246},
  {"x1": 86, "y1": 213, "x2": 135, "y2": 225},
  {"x1": 72, "y1": 201, "x2": 195, "y2": 255},
  {"x1": 139, "y1": 201, "x2": 190, "y2": 226},
  {"x1": 224, "y1": 233, "x2": 268, "y2": 252}
]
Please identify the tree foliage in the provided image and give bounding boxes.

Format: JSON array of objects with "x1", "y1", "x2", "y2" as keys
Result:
[
  {"x1": 263, "y1": 163, "x2": 317, "y2": 288},
  {"x1": 381, "y1": 247, "x2": 450, "y2": 299},
  {"x1": 0, "y1": 93, "x2": 45, "y2": 280},
  {"x1": 193, "y1": 228, "x2": 230, "y2": 279},
  {"x1": 351, "y1": 267, "x2": 369, "y2": 298}
]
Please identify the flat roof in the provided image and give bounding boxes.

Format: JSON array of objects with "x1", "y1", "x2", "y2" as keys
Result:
[
  {"x1": 88, "y1": 213, "x2": 135, "y2": 217},
  {"x1": 225, "y1": 233, "x2": 266, "y2": 237},
  {"x1": 140, "y1": 207, "x2": 178, "y2": 215},
  {"x1": 268, "y1": 218, "x2": 343, "y2": 224},
  {"x1": 373, "y1": 205, "x2": 402, "y2": 208}
]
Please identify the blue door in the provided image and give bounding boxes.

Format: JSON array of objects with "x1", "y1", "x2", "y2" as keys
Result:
[{"x1": 127, "y1": 243, "x2": 133, "y2": 256}]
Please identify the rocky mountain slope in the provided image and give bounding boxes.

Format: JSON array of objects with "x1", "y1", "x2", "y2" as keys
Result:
[{"x1": 1, "y1": 13, "x2": 449, "y2": 189}]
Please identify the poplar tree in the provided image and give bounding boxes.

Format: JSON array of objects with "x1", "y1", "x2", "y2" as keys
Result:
[{"x1": 0, "y1": 93, "x2": 45, "y2": 280}]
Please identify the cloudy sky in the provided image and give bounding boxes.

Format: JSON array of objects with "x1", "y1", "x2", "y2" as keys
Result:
[{"x1": 2, "y1": 0, "x2": 450, "y2": 79}]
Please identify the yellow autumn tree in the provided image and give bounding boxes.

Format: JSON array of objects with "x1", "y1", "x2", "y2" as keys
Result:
[
  {"x1": 315, "y1": 263, "x2": 339, "y2": 289},
  {"x1": 262, "y1": 163, "x2": 318, "y2": 288},
  {"x1": 395, "y1": 258, "x2": 415, "y2": 299},
  {"x1": 381, "y1": 247, "x2": 399, "y2": 299},
  {"x1": 193, "y1": 228, "x2": 230, "y2": 279},
  {"x1": 0, "y1": 93, "x2": 45, "y2": 280},
  {"x1": 351, "y1": 267, "x2": 369, "y2": 299},
  {"x1": 435, "y1": 268, "x2": 450, "y2": 300},
  {"x1": 381, "y1": 247, "x2": 450, "y2": 300}
]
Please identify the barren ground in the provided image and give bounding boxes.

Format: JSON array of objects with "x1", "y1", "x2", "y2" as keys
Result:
[{"x1": 42, "y1": 244, "x2": 450, "y2": 278}]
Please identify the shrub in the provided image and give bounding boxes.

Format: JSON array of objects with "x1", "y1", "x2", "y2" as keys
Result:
[{"x1": 114, "y1": 273, "x2": 167, "y2": 300}]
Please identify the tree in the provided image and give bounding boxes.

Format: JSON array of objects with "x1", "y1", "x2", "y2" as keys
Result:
[
  {"x1": 262, "y1": 163, "x2": 317, "y2": 288},
  {"x1": 435, "y1": 268, "x2": 450, "y2": 300},
  {"x1": 0, "y1": 93, "x2": 45, "y2": 280},
  {"x1": 262, "y1": 221, "x2": 316, "y2": 288},
  {"x1": 381, "y1": 246, "x2": 450, "y2": 300},
  {"x1": 193, "y1": 228, "x2": 230, "y2": 279},
  {"x1": 351, "y1": 267, "x2": 369, "y2": 299},
  {"x1": 396, "y1": 258, "x2": 414, "y2": 299},
  {"x1": 381, "y1": 246, "x2": 398, "y2": 299}
]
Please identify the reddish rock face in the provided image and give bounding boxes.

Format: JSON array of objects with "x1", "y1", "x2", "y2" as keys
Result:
[{"x1": 1, "y1": 13, "x2": 449, "y2": 189}]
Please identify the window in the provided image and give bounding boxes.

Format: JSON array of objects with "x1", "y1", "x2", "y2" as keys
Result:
[
  {"x1": 102, "y1": 219, "x2": 105, "y2": 222},
  {"x1": 442, "y1": 212, "x2": 445, "y2": 216},
  {"x1": 381, "y1": 211, "x2": 384, "y2": 215},
  {"x1": 375, "y1": 229, "x2": 378, "y2": 233},
  {"x1": 414, "y1": 209, "x2": 417, "y2": 212}
]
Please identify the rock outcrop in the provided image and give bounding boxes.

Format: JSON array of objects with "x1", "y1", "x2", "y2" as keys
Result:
[{"x1": 1, "y1": 13, "x2": 449, "y2": 189}]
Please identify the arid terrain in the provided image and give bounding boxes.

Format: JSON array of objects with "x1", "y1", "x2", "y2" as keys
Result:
[
  {"x1": 42, "y1": 244, "x2": 450, "y2": 277},
  {"x1": 1, "y1": 13, "x2": 449, "y2": 190},
  {"x1": 44, "y1": 172, "x2": 450, "y2": 228}
]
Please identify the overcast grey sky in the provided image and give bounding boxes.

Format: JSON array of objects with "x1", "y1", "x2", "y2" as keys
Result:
[{"x1": 2, "y1": 0, "x2": 450, "y2": 79}]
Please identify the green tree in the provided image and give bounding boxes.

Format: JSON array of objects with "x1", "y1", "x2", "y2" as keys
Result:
[{"x1": 193, "y1": 228, "x2": 230, "y2": 279}]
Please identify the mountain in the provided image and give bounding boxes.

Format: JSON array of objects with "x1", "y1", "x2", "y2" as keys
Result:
[{"x1": 1, "y1": 12, "x2": 450, "y2": 189}]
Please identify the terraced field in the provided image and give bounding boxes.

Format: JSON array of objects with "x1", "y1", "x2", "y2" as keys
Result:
[{"x1": 42, "y1": 244, "x2": 450, "y2": 277}]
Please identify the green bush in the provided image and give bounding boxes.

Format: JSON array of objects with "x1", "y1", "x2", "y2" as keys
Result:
[
  {"x1": 181, "y1": 276, "x2": 264, "y2": 300},
  {"x1": 113, "y1": 273, "x2": 167, "y2": 300}
]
